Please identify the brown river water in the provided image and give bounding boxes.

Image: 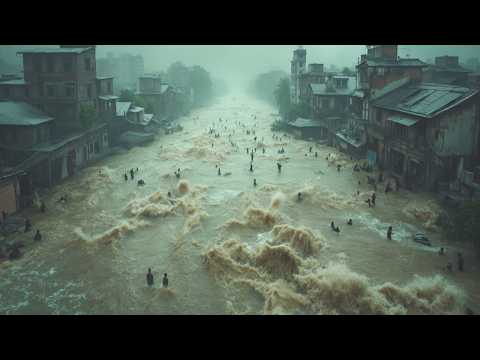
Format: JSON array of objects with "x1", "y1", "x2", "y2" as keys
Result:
[{"x1": 1, "y1": 94, "x2": 479, "y2": 315}]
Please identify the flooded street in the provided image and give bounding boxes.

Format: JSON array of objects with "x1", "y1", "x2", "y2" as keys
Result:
[{"x1": 1, "y1": 94, "x2": 479, "y2": 315}]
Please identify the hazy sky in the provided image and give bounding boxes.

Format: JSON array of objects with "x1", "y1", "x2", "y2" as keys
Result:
[
  {"x1": 97, "y1": 45, "x2": 480, "y2": 90},
  {"x1": 2, "y1": 45, "x2": 480, "y2": 91}
]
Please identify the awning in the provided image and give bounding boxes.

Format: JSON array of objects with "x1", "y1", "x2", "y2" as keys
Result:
[
  {"x1": 388, "y1": 116, "x2": 418, "y2": 127},
  {"x1": 99, "y1": 95, "x2": 119, "y2": 101}
]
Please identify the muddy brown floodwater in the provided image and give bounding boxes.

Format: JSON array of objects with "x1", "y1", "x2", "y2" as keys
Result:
[{"x1": 1, "y1": 94, "x2": 479, "y2": 315}]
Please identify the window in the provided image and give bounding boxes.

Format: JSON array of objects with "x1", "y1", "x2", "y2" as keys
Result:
[
  {"x1": 65, "y1": 83, "x2": 75, "y2": 97},
  {"x1": 47, "y1": 85, "x2": 55, "y2": 97},
  {"x1": 89, "y1": 143, "x2": 94, "y2": 153},
  {"x1": 39, "y1": 85, "x2": 44, "y2": 97},
  {"x1": 107, "y1": 81, "x2": 112, "y2": 93},
  {"x1": 87, "y1": 84, "x2": 92, "y2": 98},
  {"x1": 85, "y1": 58, "x2": 91, "y2": 71},
  {"x1": 47, "y1": 57, "x2": 54, "y2": 72},
  {"x1": 63, "y1": 58, "x2": 72, "y2": 72}
]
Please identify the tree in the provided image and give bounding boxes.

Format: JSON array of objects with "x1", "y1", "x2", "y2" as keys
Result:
[
  {"x1": 119, "y1": 89, "x2": 135, "y2": 102},
  {"x1": 250, "y1": 70, "x2": 288, "y2": 105},
  {"x1": 342, "y1": 67, "x2": 355, "y2": 76},
  {"x1": 288, "y1": 101, "x2": 311, "y2": 122},
  {"x1": 79, "y1": 104, "x2": 97, "y2": 129},
  {"x1": 189, "y1": 65, "x2": 213, "y2": 106},
  {"x1": 167, "y1": 62, "x2": 190, "y2": 88},
  {"x1": 274, "y1": 78, "x2": 291, "y2": 120}
]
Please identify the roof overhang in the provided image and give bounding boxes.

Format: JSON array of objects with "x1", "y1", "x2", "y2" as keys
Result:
[{"x1": 388, "y1": 116, "x2": 418, "y2": 127}]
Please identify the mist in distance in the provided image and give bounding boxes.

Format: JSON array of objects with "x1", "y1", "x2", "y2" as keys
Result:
[{"x1": 1, "y1": 45, "x2": 480, "y2": 92}]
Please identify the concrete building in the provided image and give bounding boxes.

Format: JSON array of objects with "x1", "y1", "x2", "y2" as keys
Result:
[
  {"x1": 369, "y1": 82, "x2": 480, "y2": 191},
  {"x1": 306, "y1": 75, "x2": 356, "y2": 145},
  {"x1": 137, "y1": 74, "x2": 187, "y2": 121},
  {"x1": 290, "y1": 47, "x2": 307, "y2": 105},
  {"x1": 14, "y1": 46, "x2": 98, "y2": 134},
  {"x1": 0, "y1": 45, "x2": 112, "y2": 208}
]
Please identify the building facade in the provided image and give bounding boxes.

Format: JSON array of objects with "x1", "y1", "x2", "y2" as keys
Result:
[{"x1": 369, "y1": 82, "x2": 480, "y2": 190}]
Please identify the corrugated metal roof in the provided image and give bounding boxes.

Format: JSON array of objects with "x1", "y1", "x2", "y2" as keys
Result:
[
  {"x1": 388, "y1": 116, "x2": 418, "y2": 127},
  {"x1": 116, "y1": 102, "x2": 131, "y2": 117},
  {"x1": 0, "y1": 102, "x2": 54, "y2": 126},
  {"x1": 360, "y1": 58, "x2": 427, "y2": 68},
  {"x1": 372, "y1": 82, "x2": 478, "y2": 118},
  {"x1": 17, "y1": 47, "x2": 92, "y2": 55}
]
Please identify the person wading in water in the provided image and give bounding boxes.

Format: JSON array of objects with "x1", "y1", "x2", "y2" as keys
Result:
[{"x1": 147, "y1": 268, "x2": 154, "y2": 287}]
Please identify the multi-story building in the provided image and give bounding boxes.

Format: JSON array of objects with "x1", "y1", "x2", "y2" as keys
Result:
[
  {"x1": 306, "y1": 75, "x2": 356, "y2": 145},
  {"x1": 0, "y1": 45, "x2": 112, "y2": 203},
  {"x1": 290, "y1": 47, "x2": 307, "y2": 105},
  {"x1": 355, "y1": 45, "x2": 428, "y2": 165},
  {"x1": 299, "y1": 63, "x2": 327, "y2": 102},
  {"x1": 137, "y1": 74, "x2": 187, "y2": 121},
  {"x1": 9, "y1": 46, "x2": 98, "y2": 134},
  {"x1": 369, "y1": 82, "x2": 480, "y2": 191}
]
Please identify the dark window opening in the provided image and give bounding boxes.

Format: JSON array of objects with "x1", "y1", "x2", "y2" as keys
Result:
[
  {"x1": 63, "y1": 59, "x2": 73, "y2": 72},
  {"x1": 107, "y1": 82, "x2": 112, "y2": 93},
  {"x1": 65, "y1": 84, "x2": 75, "y2": 97},
  {"x1": 47, "y1": 85, "x2": 55, "y2": 97}
]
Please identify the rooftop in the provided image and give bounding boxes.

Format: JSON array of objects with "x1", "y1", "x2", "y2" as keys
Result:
[
  {"x1": 0, "y1": 79, "x2": 27, "y2": 86},
  {"x1": 372, "y1": 82, "x2": 479, "y2": 118},
  {"x1": 289, "y1": 117, "x2": 324, "y2": 128},
  {"x1": 17, "y1": 47, "x2": 93, "y2": 55},
  {"x1": 96, "y1": 76, "x2": 114, "y2": 80},
  {"x1": 358, "y1": 58, "x2": 427, "y2": 68},
  {"x1": 0, "y1": 102, "x2": 54, "y2": 126}
]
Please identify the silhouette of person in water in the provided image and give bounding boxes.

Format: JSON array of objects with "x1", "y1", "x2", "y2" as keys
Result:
[
  {"x1": 147, "y1": 268, "x2": 154, "y2": 287},
  {"x1": 163, "y1": 273, "x2": 169, "y2": 288}
]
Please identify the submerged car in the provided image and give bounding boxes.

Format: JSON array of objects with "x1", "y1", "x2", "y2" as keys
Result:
[{"x1": 413, "y1": 233, "x2": 431, "y2": 246}]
